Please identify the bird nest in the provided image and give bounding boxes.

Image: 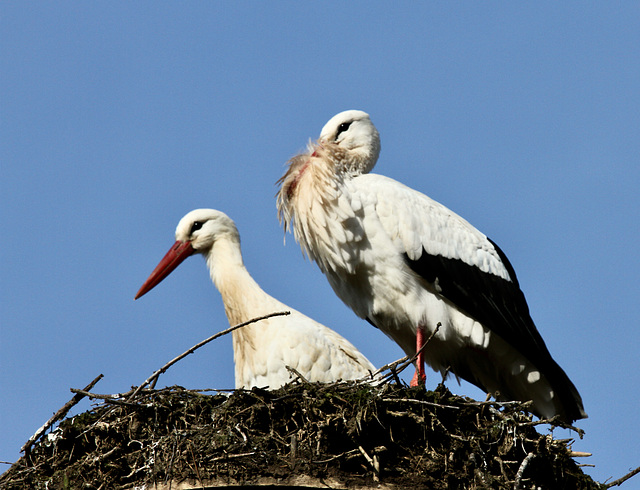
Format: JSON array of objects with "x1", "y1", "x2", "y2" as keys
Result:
[{"x1": 1, "y1": 380, "x2": 602, "y2": 489}]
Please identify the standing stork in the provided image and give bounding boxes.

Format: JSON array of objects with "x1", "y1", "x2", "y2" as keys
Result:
[
  {"x1": 135, "y1": 208, "x2": 376, "y2": 389},
  {"x1": 277, "y1": 110, "x2": 586, "y2": 422}
]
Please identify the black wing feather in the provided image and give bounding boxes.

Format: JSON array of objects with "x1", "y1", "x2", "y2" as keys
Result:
[
  {"x1": 404, "y1": 238, "x2": 585, "y2": 421},
  {"x1": 404, "y1": 239, "x2": 552, "y2": 361}
]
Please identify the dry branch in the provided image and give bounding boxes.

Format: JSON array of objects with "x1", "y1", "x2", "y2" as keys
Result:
[
  {"x1": 375, "y1": 323, "x2": 441, "y2": 383},
  {"x1": 514, "y1": 451, "x2": 535, "y2": 490},
  {"x1": 128, "y1": 311, "x2": 290, "y2": 399},
  {"x1": 606, "y1": 465, "x2": 640, "y2": 488},
  {"x1": 21, "y1": 374, "x2": 103, "y2": 454}
]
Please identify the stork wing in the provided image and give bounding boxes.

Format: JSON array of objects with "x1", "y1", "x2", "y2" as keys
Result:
[{"x1": 358, "y1": 173, "x2": 559, "y2": 371}]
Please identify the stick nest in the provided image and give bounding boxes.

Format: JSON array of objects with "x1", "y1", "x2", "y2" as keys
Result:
[{"x1": 1, "y1": 382, "x2": 601, "y2": 489}]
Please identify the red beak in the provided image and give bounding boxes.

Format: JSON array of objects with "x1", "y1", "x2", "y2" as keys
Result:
[{"x1": 135, "y1": 240, "x2": 195, "y2": 300}]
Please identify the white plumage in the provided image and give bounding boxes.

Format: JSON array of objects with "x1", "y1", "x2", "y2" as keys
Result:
[
  {"x1": 135, "y1": 208, "x2": 376, "y2": 389},
  {"x1": 277, "y1": 110, "x2": 586, "y2": 422}
]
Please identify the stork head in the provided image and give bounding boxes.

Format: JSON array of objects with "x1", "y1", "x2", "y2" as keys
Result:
[
  {"x1": 174, "y1": 208, "x2": 239, "y2": 252},
  {"x1": 135, "y1": 209, "x2": 240, "y2": 299},
  {"x1": 277, "y1": 110, "x2": 381, "y2": 230},
  {"x1": 317, "y1": 110, "x2": 381, "y2": 175}
]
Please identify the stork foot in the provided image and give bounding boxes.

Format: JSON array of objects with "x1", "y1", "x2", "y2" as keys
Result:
[{"x1": 409, "y1": 324, "x2": 427, "y2": 387}]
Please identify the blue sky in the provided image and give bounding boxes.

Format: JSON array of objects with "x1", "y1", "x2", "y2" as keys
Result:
[{"x1": 2, "y1": 3, "x2": 639, "y2": 483}]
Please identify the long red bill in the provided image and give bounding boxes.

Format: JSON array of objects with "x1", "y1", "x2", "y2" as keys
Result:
[{"x1": 134, "y1": 240, "x2": 195, "y2": 300}]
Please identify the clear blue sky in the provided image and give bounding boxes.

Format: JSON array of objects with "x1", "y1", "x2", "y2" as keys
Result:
[{"x1": 2, "y1": 3, "x2": 638, "y2": 483}]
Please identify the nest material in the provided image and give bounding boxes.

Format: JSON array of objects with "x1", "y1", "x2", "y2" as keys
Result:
[{"x1": 1, "y1": 381, "x2": 601, "y2": 489}]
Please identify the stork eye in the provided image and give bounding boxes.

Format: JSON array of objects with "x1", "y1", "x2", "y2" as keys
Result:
[
  {"x1": 190, "y1": 221, "x2": 204, "y2": 234},
  {"x1": 335, "y1": 121, "x2": 352, "y2": 140}
]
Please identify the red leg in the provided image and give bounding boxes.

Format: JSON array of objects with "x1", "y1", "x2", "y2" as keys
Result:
[{"x1": 410, "y1": 324, "x2": 427, "y2": 387}]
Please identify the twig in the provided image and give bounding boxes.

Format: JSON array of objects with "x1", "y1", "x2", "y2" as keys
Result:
[
  {"x1": 381, "y1": 397, "x2": 460, "y2": 410},
  {"x1": 569, "y1": 451, "x2": 592, "y2": 458},
  {"x1": 234, "y1": 423, "x2": 248, "y2": 444},
  {"x1": 377, "y1": 323, "x2": 441, "y2": 383},
  {"x1": 69, "y1": 389, "x2": 146, "y2": 408},
  {"x1": 519, "y1": 415, "x2": 585, "y2": 435},
  {"x1": 414, "y1": 322, "x2": 440, "y2": 359},
  {"x1": 285, "y1": 366, "x2": 310, "y2": 383},
  {"x1": 358, "y1": 446, "x2": 380, "y2": 482},
  {"x1": 188, "y1": 442, "x2": 203, "y2": 489},
  {"x1": 128, "y1": 311, "x2": 290, "y2": 400},
  {"x1": 374, "y1": 354, "x2": 411, "y2": 377},
  {"x1": 514, "y1": 451, "x2": 535, "y2": 490},
  {"x1": 165, "y1": 436, "x2": 178, "y2": 485},
  {"x1": 21, "y1": 374, "x2": 103, "y2": 454},
  {"x1": 606, "y1": 465, "x2": 640, "y2": 488},
  {"x1": 311, "y1": 449, "x2": 359, "y2": 464},
  {"x1": 210, "y1": 452, "x2": 256, "y2": 463},
  {"x1": 462, "y1": 399, "x2": 526, "y2": 408},
  {"x1": 69, "y1": 389, "x2": 133, "y2": 400}
]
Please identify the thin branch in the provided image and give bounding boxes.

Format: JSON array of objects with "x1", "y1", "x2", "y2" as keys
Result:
[
  {"x1": 188, "y1": 442, "x2": 203, "y2": 488},
  {"x1": 376, "y1": 323, "x2": 441, "y2": 383},
  {"x1": 519, "y1": 415, "x2": 585, "y2": 435},
  {"x1": 69, "y1": 391, "x2": 142, "y2": 408},
  {"x1": 311, "y1": 449, "x2": 359, "y2": 464},
  {"x1": 128, "y1": 311, "x2": 290, "y2": 400},
  {"x1": 606, "y1": 465, "x2": 640, "y2": 488},
  {"x1": 69, "y1": 389, "x2": 134, "y2": 400},
  {"x1": 462, "y1": 399, "x2": 525, "y2": 408},
  {"x1": 21, "y1": 374, "x2": 103, "y2": 454},
  {"x1": 285, "y1": 366, "x2": 310, "y2": 384},
  {"x1": 358, "y1": 446, "x2": 380, "y2": 482},
  {"x1": 373, "y1": 354, "x2": 411, "y2": 378},
  {"x1": 514, "y1": 451, "x2": 535, "y2": 490},
  {"x1": 210, "y1": 452, "x2": 256, "y2": 463},
  {"x1": 381, "y1": 397, "x2": 460, "y2": 410}
]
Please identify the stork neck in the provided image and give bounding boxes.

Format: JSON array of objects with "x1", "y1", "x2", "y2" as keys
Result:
[{"x1": 204, "y1": 238, "x2": 274, "y2": 326}]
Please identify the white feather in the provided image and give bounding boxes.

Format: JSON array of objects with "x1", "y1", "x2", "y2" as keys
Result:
[
  {"x1": 277, "y1": 110, "x2": 586, "y2": 422},
  {"x1": 141, "y1": 209, "x2": 376, "y2": 390}
]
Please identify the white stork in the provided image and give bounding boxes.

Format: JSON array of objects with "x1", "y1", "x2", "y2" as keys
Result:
[
  {"x1": 135, "y1": 208, "x2": 376, "y2": 389},
  {"x1": 277, "y1": 110, "x2": 587, "y2": 422}
]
